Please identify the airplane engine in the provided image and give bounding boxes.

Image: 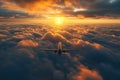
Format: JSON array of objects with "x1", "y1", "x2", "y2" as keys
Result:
[{"x1": 54, "y1": 50, "x2": 57, "y2": 53}]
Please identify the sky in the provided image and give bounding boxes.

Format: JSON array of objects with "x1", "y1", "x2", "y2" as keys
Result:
[{"x1": 0, "y1": 0, "x2": 120, "y2": 18}]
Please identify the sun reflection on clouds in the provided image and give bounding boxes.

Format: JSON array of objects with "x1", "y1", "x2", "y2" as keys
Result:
[{"x1": 72, "y1": 65, "x2": 103, "y2": 80}]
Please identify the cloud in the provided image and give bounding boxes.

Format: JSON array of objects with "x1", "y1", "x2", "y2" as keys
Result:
[
  {"x1": 0, "y1": 0, "x2": 58, "y2": 12},
  {"x1": 92, "y1": 43, "x2": 102, "y2": 50},
  {"x1": 17, "y1": 39, "x2": 38, "y2": 47},
  {"x1": 13, "y1": 34, "x2": 25, "y2": 39},
  {"x1": 0, "y1": 8, "x2": 28, "y2": 18},
  {"x1": 0, "y1": 0, "x2": 120, "y2": 18},
  {"x1": 0, "y1": 24, "x2": 120, "y2": 80},
  {"x1": 72, "y1": 65, "x2": 103, "y2": 80},
  {"x1": 41, "y1": 32, "x2": 71, "y2": 44},
  {"x1": 0, "y1": 34, "x2": 7, "y2": 38}
]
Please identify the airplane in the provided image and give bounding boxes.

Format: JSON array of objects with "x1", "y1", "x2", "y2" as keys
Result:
[{"x1": 40, "y1": 42, "x2": 77, "y2": 56}]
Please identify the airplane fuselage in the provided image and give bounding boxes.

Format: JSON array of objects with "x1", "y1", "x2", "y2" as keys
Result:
[{"x1": 57, "y1": 42, "x2": 63, "y2": 55}]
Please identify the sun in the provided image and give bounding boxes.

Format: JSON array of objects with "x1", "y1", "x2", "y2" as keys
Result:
[
  {"x1": 54, "y1": 17, "x2": 65, "y2": 25},
  {"x1": 46, "y1": 16, "x2": 67, "y2": 29}
]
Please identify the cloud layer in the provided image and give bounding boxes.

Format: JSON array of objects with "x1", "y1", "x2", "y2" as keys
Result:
[{"x1": 0, "y1": 23, "x2": 120, "y2": 80}]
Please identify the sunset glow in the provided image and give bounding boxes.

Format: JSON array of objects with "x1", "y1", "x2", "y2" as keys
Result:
[{"x1": 54, "y1": 17, "x2": 65, "y2": 25}]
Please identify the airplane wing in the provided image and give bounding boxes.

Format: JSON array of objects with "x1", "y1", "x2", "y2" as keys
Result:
[
  {"x1": 62, "y1": 49, "x2": 80, "y2": 52},
  {"x1": 39, "y1": 49, "x2": 57, "y2": 51},
  {"x1": 62, "y1": 49, "x2": 80, "y2": 51}
]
